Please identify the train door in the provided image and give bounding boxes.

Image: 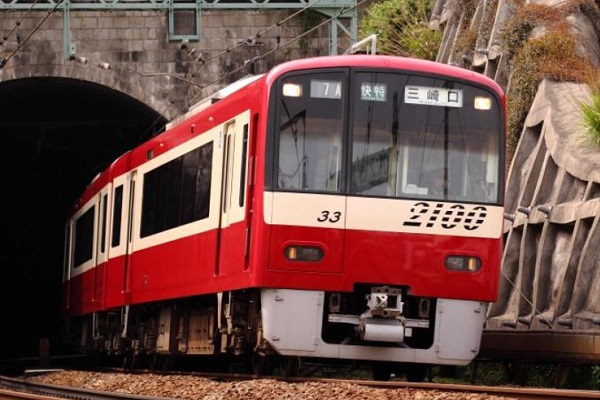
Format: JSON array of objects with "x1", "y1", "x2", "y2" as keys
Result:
[
  {"x1": 80, "y1": 190, "x2": 106, "y2": 314},
  {"x1": 61, "y1": 221, "x2": 72, "y2": 318},
  {"x1": 103, "y1": 166, "x2": 132, "y2": 309},
  {"x1": 92, "y1": 188, "x2": 110, "y2": 311},
  {"x1": 216, "y1": 112, "x2": 252, "y2": 276},
  {"x1": 122, "y1": 170, "x2": 137, "y2": 304},
  {"x1": 64, "y1": 189, "x2": 103, "y2": 316}
]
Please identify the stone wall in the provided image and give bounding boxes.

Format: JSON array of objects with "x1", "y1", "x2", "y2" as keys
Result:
[{"x1": 0, "y1": 9, "x2": 329, "y2": 120}]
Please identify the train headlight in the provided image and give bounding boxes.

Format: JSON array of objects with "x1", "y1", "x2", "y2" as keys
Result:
[
  {"x1": 474, "y1": 96, "x2": 492, "y2": 110},
  {"x1": 445, "y1": 255, "x2": 481, "y2": 272},
  {"x1": 284, "y1": 245, "x2": 324, "y2": 262},
  {"x1": 283, "y1": 83, "x2": 303, "y2": 97}
]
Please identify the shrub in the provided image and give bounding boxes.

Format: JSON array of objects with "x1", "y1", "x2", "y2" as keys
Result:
[
  {"x1": 359, "y1": 0, "x2": 441, "y2": 60},
  {"x1": 580, "y1": 85, "x2": 600, "y2": 148},
  {"x1": 501, "y1": 2, "x2": 595, "y2": 160},
  {"x1": 593, "y1": 364, "x2": 600, "y2": 390}
]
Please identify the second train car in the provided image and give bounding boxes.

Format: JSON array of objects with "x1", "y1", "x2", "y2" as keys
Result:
[{"x1": 62, "y1": 54, "x2": 506, "y2": 380}]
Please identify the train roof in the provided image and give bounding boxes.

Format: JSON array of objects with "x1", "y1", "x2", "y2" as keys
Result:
[
  {"x1": 169, "y1": 55, "x2": 504, "y2": 132},
  {"x1": 263, "y1": 54, "x2": 504, "y2": 97},
  {"x1": 167, "y1": 74, "x2": 265, "y2": 130}
]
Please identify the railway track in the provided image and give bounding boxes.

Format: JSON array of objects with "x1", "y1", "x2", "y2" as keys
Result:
[
  {"x1": 0, "y1": 375, "x2": 175, "y2": 400},
  {"x1": 1, "y1": 370, "x2": 598, "y2": 400}
]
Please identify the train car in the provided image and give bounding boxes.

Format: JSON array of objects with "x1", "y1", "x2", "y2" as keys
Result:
[{"x1": 61, "y1": 54, "x2": 506, "y2": 380}]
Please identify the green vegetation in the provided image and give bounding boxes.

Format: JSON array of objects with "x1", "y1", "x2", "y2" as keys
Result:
[
  {"x1": 580, "y1": 79, "x2": 600, "y2": 148},
  {"x1": 432, "y1": 362, "x2": 600, "y2": 390},
  {"x1": 298, "y1": 10, "x2": 325, "y2": 57},
  {"x1": 447, "y1": 0, "x2": 480, "y2": 65},
  {"x1": 500, "y1": 0, "x2": 596, "y2": 159},
  {"x1": 306, "y1": 361, "x2": 600, "y2": 389},
  {"x1": 358, "y1": 0, "x2": 600, "y2": 155},
  {"x1": 580, "y1": 72, "x2": 600, "y2": 148},
  {"x1": 358, "y1": 0, "x2": 441, "y2": 60},
  {"x1": 593, "y1": 364, "x2": 600, "y2": 389}
]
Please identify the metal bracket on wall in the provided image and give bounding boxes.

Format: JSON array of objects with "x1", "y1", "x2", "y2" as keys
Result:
[{"x1": 0, "y1": 0, "x2": 358, "y2": 59}]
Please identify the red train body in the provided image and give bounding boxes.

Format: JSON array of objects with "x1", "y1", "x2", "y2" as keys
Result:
[{"x1": 62, "y1": 55, "x2": 506, "y2": 380}]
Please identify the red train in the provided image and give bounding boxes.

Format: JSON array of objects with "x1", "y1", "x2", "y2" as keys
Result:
[{"x1": 61, "y1": 54, "x2": 506, "y2": 381}]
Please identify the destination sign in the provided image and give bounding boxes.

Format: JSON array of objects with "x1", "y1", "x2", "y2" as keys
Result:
[{"x1": 405, "y1": 86, "x2": 463, "y2": 107}]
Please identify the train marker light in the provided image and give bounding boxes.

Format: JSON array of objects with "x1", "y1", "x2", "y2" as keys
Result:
[
  {"x1": 283, "y1": 83, "x2": 302, "y2": 97},
  {"x1": 445, "y1": 255, "x2": 481, "y2": 272},
  {"x1": 474, "y1": 96, "x2": 492, "y2": 110},
  {"x1": 284, "y1": 245, "x2": 324, "y2": 262}
]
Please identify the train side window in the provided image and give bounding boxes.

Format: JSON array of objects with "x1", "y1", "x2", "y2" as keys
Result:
[
  {"x1": 185, "y1": 142, "x2": 212, "y2": 223},
  {"x1": 74, "y1": 206, "x2": 94, "y2": 268},
  {"x1": 63, "y1": 223, "x2": 71, "y2": 278},
  {"x1": 141, "y1": 141, "x2": 213, "y2": 238},
  {"x1": 239, "y1": 123, "x2": 249, "y2": 207},
  {"x1": 100, "y1": 193, "x2": 108, "y2": 253},
  {"x1": 111, "y1": 185, "x2": 123, "y2": 248}
]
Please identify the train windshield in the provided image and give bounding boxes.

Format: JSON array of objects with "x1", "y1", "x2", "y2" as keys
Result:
[
  {"x1": 271, "y1": 68, "x2": 503, "y2": 204},
  {"x1": 274, "y1": 70, "x2": 346, "y2": 192}
]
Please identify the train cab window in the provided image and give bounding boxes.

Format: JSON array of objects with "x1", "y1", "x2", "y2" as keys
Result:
[
  {"x1": 349, "y1": 72, "x2": 503, "y2": 204},
  {"x1": 274, "y1": 71, "x2": 345, "y2": 192}
]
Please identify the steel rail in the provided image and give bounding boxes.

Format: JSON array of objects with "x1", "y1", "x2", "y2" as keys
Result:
[{"x1": 1, "y1": 371, "x2": 599, "y2": 400}]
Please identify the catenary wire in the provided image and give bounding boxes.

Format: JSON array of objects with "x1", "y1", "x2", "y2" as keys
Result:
[
  {"x1": 128, "y1": 0, "x2": 362, "y2": 137},
  {"x1": 188, "y1": 0, "x2": 326, "y2": 79},
  {"x1": 0, "y1": 0, "x2": 40, "y2": 47},
  {"x1": 65, "y1": 0, "x2": 332, "y2": 138},
  {"x1": 499, "y1": 269, "x2": 555, "y2": 328},
  {"x1": 162, "y1": 0, "x2": 370, "y2": 127},
  {"x1": 0, "y1": 0, "x2": 65, "y2": 68}
]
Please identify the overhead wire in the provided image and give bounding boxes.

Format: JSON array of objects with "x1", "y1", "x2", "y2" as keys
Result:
[
  {"x1": 0, "y1": 0, "x2": 65, "y2": 69},
  {"x1": 0, "y1": 1, "x2": 362, "y2": 138},
  {"x1": 164, "y1": 0, "x2": 371, "y2": 127},
  {"x1": 0, "y1": 0, "x2": 40, "y2": 47},
  {"x1": 121, "y1": 0, "x2": 329, "y2": 90},
  {"x1": 187, "y1": 0, "x2": 325, "y2": 80},
  {"x1": 82, "y1": 0, "x2": 330, "y2": 138},
  {"x1": 125, "y1": 0, "x2": 362, "y2": 137},
  {"x1": 499, "y1": 266, "x2": 555, "y2": 328}
]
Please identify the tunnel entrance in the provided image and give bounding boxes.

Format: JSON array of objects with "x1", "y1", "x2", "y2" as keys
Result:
[{"x1": 0, "y1": 77, "x2": 166, "y2": 361}]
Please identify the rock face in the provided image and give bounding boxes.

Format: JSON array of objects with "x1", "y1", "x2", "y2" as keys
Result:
[
  {"x1": 432, "y1": 0, "x2": 600, "y2": 361},
  {"x1": 489, "y1": 80, "x2": 600, "y2": 333}
]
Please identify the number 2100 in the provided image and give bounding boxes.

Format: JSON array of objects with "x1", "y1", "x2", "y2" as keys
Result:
[{"x1": 402, "y1": 202, "x2": 487, "y2": 230}]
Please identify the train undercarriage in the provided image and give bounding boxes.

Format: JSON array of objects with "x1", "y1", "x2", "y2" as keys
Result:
[{"x1": 65, "y1": 285, "x2": 438, "y2": 381}]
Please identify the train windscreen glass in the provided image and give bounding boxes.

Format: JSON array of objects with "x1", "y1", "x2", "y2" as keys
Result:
[
  {"x1": 350, "y1": 72, "x2": 503, "y2": 204},
  {"x1": 273, "y1": 69, "x2": 502, "y2": 204},
  {"x1": 276, "y1": 72, "x2": 345, "y2": 192}
]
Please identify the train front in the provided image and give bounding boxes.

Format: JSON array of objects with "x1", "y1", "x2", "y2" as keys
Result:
[{"x1": 256, "y1": 57, "x2": 506, "y2": 377}]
